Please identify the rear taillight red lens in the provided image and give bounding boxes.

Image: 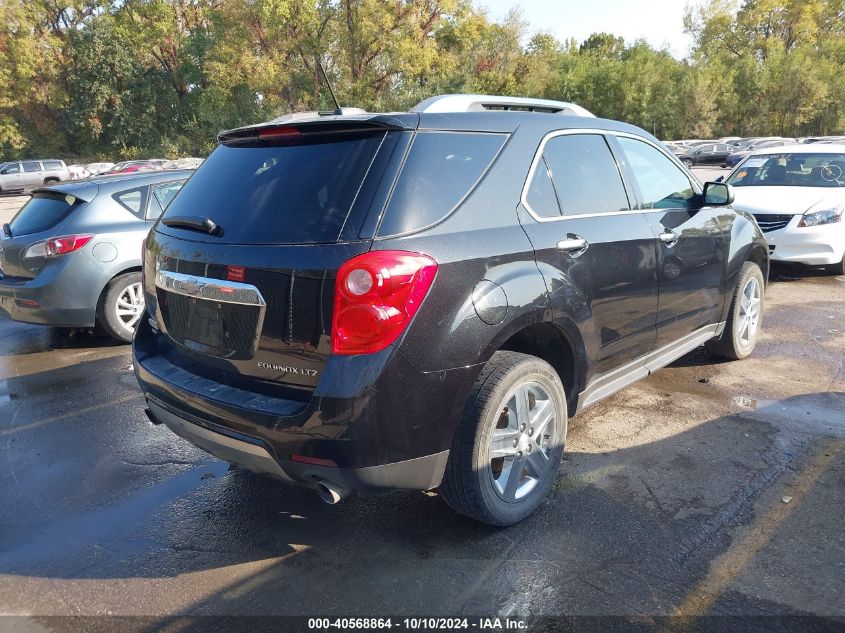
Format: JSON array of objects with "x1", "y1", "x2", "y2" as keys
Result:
[
  {"x1": 332, "y1": 250, "x2": 437, "y2": 355},
  {"x1": 46, "y1": 234, "x2": 93, "y2": 257}
]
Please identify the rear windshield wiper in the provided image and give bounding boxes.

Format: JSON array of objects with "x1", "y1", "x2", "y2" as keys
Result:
[{"x1": 162, "y1": 215, "x2": 224, "y2": 237}]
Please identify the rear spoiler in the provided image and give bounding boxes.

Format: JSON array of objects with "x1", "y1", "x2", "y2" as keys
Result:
[
  {"x1": 30, "y1": 182, "x2": 99, "y2": 203},
  {"x1": 217, "y1": 113, "x2": 419, "y2": 144}
]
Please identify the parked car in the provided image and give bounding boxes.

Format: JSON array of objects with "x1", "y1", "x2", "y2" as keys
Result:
[
  {"x1": 0, "y1": 170, "x2": 191, "y2": 341},
  {"x1": 724, "y1": 138, "x2": 795, "y2": 168},
  {"x1": 133, "y1": 94, "x2": 768, "y2": 526},
  {"x1": 0, "y1": 160, "x2": 70, "y2": 193},
  {"x1": 67, "y1": 164, "x2": 91, "y2": 180},
  {"x1": 107, "y1": 160, "x2": 157, "y2": 174},
  {"x1": 727, "y1": 144, "x2": 845, "y2": 274},
  {"x1": 676, "y1": 143, "x2": 735, "y2": 167},
  {"x1": 85, "y1": 162, "x2": 115, "y2": 176}
]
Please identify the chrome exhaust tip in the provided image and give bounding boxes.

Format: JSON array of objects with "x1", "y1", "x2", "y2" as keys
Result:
[{"x1": 315, "y1": 480, "x2": 349, "y2": 504}]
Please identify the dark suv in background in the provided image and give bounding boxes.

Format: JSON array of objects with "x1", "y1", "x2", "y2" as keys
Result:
[{"x1": 134, "y1": 94, "x2": 768, "y2": 526}]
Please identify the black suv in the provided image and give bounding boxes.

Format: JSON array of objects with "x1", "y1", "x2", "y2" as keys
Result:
[{"x1": 134, "y1": 94, "x2": 769, "y2": 526}]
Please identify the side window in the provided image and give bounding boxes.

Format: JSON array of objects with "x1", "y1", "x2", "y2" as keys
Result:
[
  {"x1": 525, "y1": 157, "x2": 562, "y2": 218},
  {"x1": 22, "y1": 161, "x2": 41, "y2": 173},
  {"x1": 2, "y1": 163, "x2": 20, "y2": 174},
  {"x1": 147, "y1": 181, "x2": 184, "y2": 220},
  {"x1": 617, "y1": 137, "x2": 697, "y2": 210},
  {"x1": 377, "y1": 131, "x2": 506, "y2": 236},
  {"x1": 541, "y1": 134, "x2": 630, "y2": 215},
  {"x1": 113, "y1": 187, "x2": 147, "y2": 217},
  {"x1": 43, "y1": 160, "x2": 63, "y2": 170}
]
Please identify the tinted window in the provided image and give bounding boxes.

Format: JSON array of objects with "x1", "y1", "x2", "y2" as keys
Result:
[
  {"x1": 541, "y1": 134, "x2": 630, "y2": 215},
  {"x1": 8, "y1": 192, "x2": 80, "y2": 235},
  {"x1": 22, "y1": 162, "x2": 41, "y2": 173},
  {"x1": 147, "y1": 181, "x2": 184, "y2": 220},
  {"x1": 377, "y1": 131, "x2": 506, "y2": 236},
  {"x1": 2, "y1": 163, "x2": 20, "y2": 174},
  {"x1": 43, "y1": 160, "x2": 63, "y2": 169},
  {"x1": 113, "y1": 188, "x2": 146, "y2": 216},
  {"x1": 618, "y1": 137, "x2": 697, "y2": 209},
  {"x1": 525, "y1": 157, "x2": 561, "y2": 218},
  {"x1": 162, "y1": 132, "x2": 386, "y2": 244}
]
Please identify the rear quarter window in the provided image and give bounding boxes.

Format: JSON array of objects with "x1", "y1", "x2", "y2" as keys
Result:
[
  {"x1": 8, "y1": 192, "x2": 81, "y2": 236},
  {"x1": 376, "y1": 131, "x2": 507, "y2": 237}
]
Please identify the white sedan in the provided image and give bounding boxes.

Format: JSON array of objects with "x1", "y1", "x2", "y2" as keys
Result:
[{"x1": 726, "y1": 144, "x2": 845, "y2": 274}]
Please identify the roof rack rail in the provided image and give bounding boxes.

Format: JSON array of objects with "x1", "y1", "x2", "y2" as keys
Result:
[{"x1": 411, "y1": 94, "x2": 595, "y2": 118}]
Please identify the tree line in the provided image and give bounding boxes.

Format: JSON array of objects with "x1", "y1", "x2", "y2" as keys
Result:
[{"x1": 1, "y1": 0, "x2": 843, "y2": 161}]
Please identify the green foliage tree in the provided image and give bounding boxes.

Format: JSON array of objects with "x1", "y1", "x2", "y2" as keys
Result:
[{"x1": 1, "y1": 0, "x2": 844, "y2": 160}]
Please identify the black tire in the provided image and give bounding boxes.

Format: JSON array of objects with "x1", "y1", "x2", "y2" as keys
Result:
[
  {"x1": 708, "y1": 261, "x2": 764, "y2": 360},
  {"x1": 96, "y1": 272, "x2": 144, "y2": 343},
  {"x1": 682, "y1": 158, "x2": 694, "y2": 168},
  {"x1": 439, "y1": 351, "x2": 567, "y2": 526}
]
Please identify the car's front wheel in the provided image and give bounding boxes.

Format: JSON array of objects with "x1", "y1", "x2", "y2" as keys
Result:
[
  {"x1": 97, "y1": 272, "x2": 145, "y2": 343},
  {"x1": 682, "y1": 158, "x2": 694, "y2": 168},
  {"x1": 439, "y1": 351, "x2": 567, "y2": 526},
  {"x1": 709, "y1": 261, "x2": 764, "y2": 360}
]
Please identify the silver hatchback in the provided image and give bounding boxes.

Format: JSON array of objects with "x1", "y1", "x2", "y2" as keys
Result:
[{"x1": 0, "y1": 170, "x2": 191, "y2": 341}]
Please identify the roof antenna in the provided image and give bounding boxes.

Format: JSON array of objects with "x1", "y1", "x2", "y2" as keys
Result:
[{"x1": 317, "y1": 62, "x2": 343, "y2": 116}]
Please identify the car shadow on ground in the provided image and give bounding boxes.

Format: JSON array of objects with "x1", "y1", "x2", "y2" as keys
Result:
[
  {"x1": 769, "y1": 262, "x2": 840, "y2": 282},
  {"x1": 0, "y1": 316, "x2": 126, "y2": 358},
  {"x1": 1, "y1": 384, "x2": 842, "y2": 620}
]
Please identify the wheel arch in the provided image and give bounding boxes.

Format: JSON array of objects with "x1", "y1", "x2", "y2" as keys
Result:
[
  {"x1": 495, "y1": 319, "x2": 587, "y2": 415},
  {"x1": 94, "y1": 265, "x2": 142, "y2": 321}
]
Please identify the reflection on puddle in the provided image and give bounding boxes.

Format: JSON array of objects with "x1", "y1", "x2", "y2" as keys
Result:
[
  {"x1": 0, "y1": 379, "x2": 17, "y2": 403},
  {"x1": 733, "y1": 395, "x2": 757, "y2": 409}
]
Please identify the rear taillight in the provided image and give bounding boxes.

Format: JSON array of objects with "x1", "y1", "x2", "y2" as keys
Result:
[
  {"x1": 23, "y1": 234, "x2": 93, "y2": 259},
  {"x1": 332, "y1": 250, "x2": 437, "y2": 355}
]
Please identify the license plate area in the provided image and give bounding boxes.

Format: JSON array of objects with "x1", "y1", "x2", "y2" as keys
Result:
[{"x1": 159, "y1": 292, "x2": 263, "y2": 360}]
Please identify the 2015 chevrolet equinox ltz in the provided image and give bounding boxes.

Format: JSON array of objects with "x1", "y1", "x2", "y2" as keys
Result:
[{"x1": 133, "y1": 95, "x2": 768, "y2": 526}]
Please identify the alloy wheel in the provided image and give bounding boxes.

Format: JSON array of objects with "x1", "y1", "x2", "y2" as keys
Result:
[
  {"x1": 115, "y1": 282, "x2": 145, "y2": 330},
  {"x1": 738, "y1": 276, "x2": 761, "y2": 347},
  {"x1": 487, "y1": 381, "x2": 557, "y2": 502}
]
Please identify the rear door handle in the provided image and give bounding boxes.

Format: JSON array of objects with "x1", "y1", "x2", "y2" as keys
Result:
[
  {"x1": 659, "y1": 230, "x2": 679, "y2": 247},
  {"x1": 557, "y1": 235, "x2": 589, "y2": 254}
]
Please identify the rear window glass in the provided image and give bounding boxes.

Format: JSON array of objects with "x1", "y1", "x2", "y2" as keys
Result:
[
  {"x1": 160, "y1": 132, "x2": 386, "y2": 244},
  {"x1": 43, "y1": 160, "x2": 63, "y2": 169},
  {"x1": 377, "y1": 132, "x2": 506, "y2": 236},
  {"x1": 8, "y1": 192, "x2": 80, "y2": 236}
]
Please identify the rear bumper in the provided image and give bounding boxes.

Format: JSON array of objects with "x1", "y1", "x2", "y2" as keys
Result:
[
  {"x1": 133, "y1": 317, "x2": 480, "y2": 494},
  {"x1": 0, "y1": 255, "x2": 105, "y2": 327},
  {"x1": 147, "y1": 398, "x2": 449, "y2": 494}
]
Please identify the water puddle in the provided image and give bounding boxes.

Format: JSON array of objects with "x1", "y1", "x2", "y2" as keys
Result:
[{"x1": 0, "y1": 379, "x2": 17, "y2": 403}]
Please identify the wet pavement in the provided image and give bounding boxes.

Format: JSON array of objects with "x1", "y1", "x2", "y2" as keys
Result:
[{"x1": 0, "y1": 264, "x2": 843, "y2": 625}]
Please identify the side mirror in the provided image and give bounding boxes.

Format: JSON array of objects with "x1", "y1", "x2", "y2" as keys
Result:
[{"x1": 703, "y1": 181, "x2": 734, "y2": 206}]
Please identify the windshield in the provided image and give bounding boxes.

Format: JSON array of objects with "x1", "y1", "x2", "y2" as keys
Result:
[{"x1": 728, "y1": 153, "x2": 845, "y2": 188}]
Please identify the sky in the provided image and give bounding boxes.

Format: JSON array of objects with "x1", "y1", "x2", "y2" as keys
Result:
[{"x1": 478, "y1": 0, "x2": 702, "y2": 58}]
